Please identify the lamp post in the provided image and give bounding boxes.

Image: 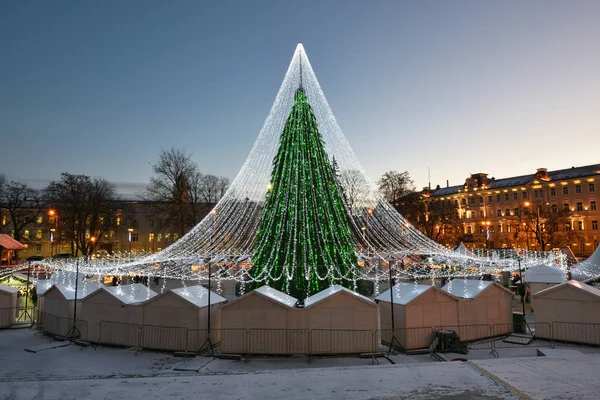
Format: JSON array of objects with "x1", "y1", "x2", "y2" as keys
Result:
[
  {"x1": 482, "y1": 221, "x2": 491, "y2": 250},
  {"x1": 128, "y1": 228, "x2": 134, "y2": 252},
  {"x1": 201, "y1": 209, "x2": 217, "y2": 357},
  {"x1": 48, "y1": 210, "x2": 58, "y2": 256}
]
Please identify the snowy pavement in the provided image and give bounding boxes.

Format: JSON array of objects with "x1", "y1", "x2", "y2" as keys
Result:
[{"x1": 1, "y1": 329, "x2": 600, "y2": 399}]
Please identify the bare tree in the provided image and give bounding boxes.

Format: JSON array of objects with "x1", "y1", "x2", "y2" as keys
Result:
[
  {"x1": 521, "y1": 201, "x2": 575, "y2": 251},
  {"x1": 0, "y1": 180, "x2": 43, "y2": 247},
  {"x1": 338, "y1": 169, "x2": 366, "y2": 211},
  {"x1": 45, "y1": 173, "x2": 121, "y2": 256},
  {"x1": 378, "y1": 171, "x2": 415, "y2": 206},
  {"x1": 142, "y1": 148, "x2": 201, "y2": 236}
]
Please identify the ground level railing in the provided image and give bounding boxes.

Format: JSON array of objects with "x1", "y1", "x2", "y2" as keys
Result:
[{"x1": 20, "y1": 314, "x2": 600, "y2": 355}]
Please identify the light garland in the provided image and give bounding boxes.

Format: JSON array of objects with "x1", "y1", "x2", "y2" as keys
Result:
[{"x1": 23, "y1": 44, "x2": 571, "y2": 293}]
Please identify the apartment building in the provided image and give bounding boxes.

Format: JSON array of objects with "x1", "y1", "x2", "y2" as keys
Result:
[
  {"x1": 0, "y1": 200, "x2": 212, "y2": 260},
  {"x1": 420, "y1": 164, "x2": 600, "y2": 258}
]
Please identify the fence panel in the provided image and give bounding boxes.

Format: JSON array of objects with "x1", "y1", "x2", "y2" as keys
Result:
[
  {"x1": 552, "y1": 322, "x2": 600, "y2": 347},
  {"x1": 218, "y1": 329, "x2": 248, "y2": 354},
  {"x1": 100, "y1": 321, "x2": 140, "y2": 348},
  {"x1": 379, "y1": 327, "x2": 435, "y2": 351},
  {"x1": 140, "y1": 325, "x2": 187, "y2": 352},
  {"x1": 247, "y1": 329, "x2": 310, "y2": 355},
  {"x1": 434, "y1": 325, "x2": 494, "y2": 349},
  {"x1": 492, "y1": 322, "x2": 552, "y2": 349},
  {"x1": 311, "y1": 329, "x2": 374, "y2": 355}
]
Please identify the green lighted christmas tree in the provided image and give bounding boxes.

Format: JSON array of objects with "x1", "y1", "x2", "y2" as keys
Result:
[{"x1": 250, "y1": 86, "x2": 359, "y2": 298}]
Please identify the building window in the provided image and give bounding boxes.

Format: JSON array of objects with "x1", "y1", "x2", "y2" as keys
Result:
[
  {"x1": 35, "y1": 244, "x2": 42, "y2": 252},
  {"x1": 173, "y1": 233, "x2": 179, "y2": 241},
  {"x1": 23, "y1": 230, "x2": 30, "y2": 239},
  {"x1": 577, "y1": 202, "x2": 583, "y2": 211},
  {"x1": 130, "y1": 220, "x2": 138, "y2": 229},
  {"x1": 505, "y1": 208, "x2": 510, "y2": 216},
  {"x1": 564, "y1": 203, "x2": 570, "y2": 212},
  {"x1": 522, "y1": 191, "x2": 527, "y2": 199},
  {"x1": 467, "y1": 226, "x2": 472, "y2": 234},
  {"x1": 497, "y1": 209, "x2": 502, "y2": 217},
  {"x1": 505, "y1": 193, "x2": 509, "y2": 201},
  {"x1": 563, "y1": 186, "x2": 569, "y2": 195},
  {"x1": 580, "y1": 243, "x2": 585, "y2": 253},
  {"x1": 149, "y1": 233, "x2": 154, "y2": 242},
  {"x1": 165, "y1": 233, "x2": 171, "y2": 241},
  {"x1": 479, "y1": 196, "x2": 484, "y2": 204},
  {"x1": 577, "y1": 221, "x2": 584, "y2": 231},
  {"x1": 469, "y1": 197, "x2": 475, "y2": 205},
  {"x1": 589, "y1": 183, "x2": 595, "y2": 193},
  {"x1": 576, "y1": 185, "x2": 582, "y2": 194},
  {"x1": 462, "y1": 199, "x2": 466, "y2": 206},
  {"x1": 534, "y1": 191, "x2": 539, "y2": 198},
  {"x1": 149, "y1": 219, "x2": 154, "y2": 228},
  {"x1": 513, "y1": 192, "x2": 518, "y2": 200},
  {"x1": 551, "y1": 204, "x2": 557, "y2": 213},
  {"x1": 514, "y1": 208, "x2": 519, "y2": 216},
  {"x1": 131, "y1": 233, "x2": 139, "y2": 242},
  {"x1": 488, "y1": 196, "x2": 493, "y2": 203},
  {"x1": 158, "y1": 220, "x2": 163, "y2": 228},
  {"x1": 36, "y1": 216, "x2": 43, "y2": 224},
  {"x1": 565, "y1": 223, "x2": 571, "y2": 231},
  {"x1": 36, "y1": 230, "x2": 43, "y2": 239},
  {"x1": 550, "y1": 188, "x2": 556, "y2": 196},
  {"x1": 157, "y1": 233, "x2": 162, "y2": 242},
  {"x1": 592, "y1": 220, "x2": 598, "y2": 230},
  {"x1": 496, "y1": 194, "x2": 501, "y2": 202},
  {"x1": 591, "y1": 201, "x2": 597, "y2": 211}
]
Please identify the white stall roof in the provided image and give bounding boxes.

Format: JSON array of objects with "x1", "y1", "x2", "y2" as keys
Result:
[
  {"x1": 0, "y1": 282, "x2": 19, "y2": 294},
  {"x1": 524, "y1": 265, "x2": 565, "y2": 283},
  {"x1": 254, "y1": 286, "x2": 298, "y2": 308},
  {"x1": 170, "y1": 285, "x2": 226, "y2": 308},
  {"x1": 442, "y1": 280, "x2": 493, "y2": 299},
  {"x1": 11, "y1": 272, "x2": 37, "y2": 283},
  {"x1": 104, "y1": 283, "x2": 158, "y2": 305},
  {"x1": 36, "y1": 270, "x2": 86, "y2": 296},
  {"x1": 304, "y1": 285, "x2": 374, "y2": 307},
  {"x1": 52, "y1": 282, "x2": 101, "y2": 301},
  {"x1": 375, "y1": 282, "x2": 432, "y2": 305},
  {"x1": 535, "y1": 280, "x2": 600, "y2": 299}
]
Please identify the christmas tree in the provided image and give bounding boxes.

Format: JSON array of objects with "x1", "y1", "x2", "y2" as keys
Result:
[{"x1": 250, "y1": 86, "x2": 359, "y2": 298}]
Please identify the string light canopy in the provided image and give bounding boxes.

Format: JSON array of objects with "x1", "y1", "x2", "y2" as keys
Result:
[{"x1": 31, "y1": 44, "x2": 558, "y2": 290}]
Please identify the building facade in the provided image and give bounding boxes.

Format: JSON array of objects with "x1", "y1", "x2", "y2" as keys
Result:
[
  {"x1": 0, "y1": 200, "x2": 212, "y2": 261},
  {"x1": 419, "y1": 164, "x2": 600, "y2": 258}
]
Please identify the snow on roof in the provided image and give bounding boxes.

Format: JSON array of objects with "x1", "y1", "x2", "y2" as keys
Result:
[
  {"x1": 524, "y1": 265, "x2": 566, "y2": 283},
  {"x1": 170, "y1": 285, "x2": 226, "y2": 308},
  {"x1": 53, "y1": 282, "x2": 101, "y2": 301},
  {"x1": 442, "y1": 279, "x2": 493, "y2": 299},
  {"x1": 375, "y1": 282, "x2": 433, "y2": 305},
  {"x1": 454, "y1": 242, "x2": 476, "y2": 257},
  {"x1": 254, "y1": 285, "x2": 298, "y2": 307},
  {"x1": 11, "y1": 272, "x2": 37, "y2": 283},
  {"x1": 534, "y1": 280, "x2": 600, "y2": 299},
  {"x1": 304, "y1": 285, "x2": 374, "y2": 307},
  {"x1": 35, "y1": 280, "x2": 54, "y2": 295},
  {"x1": 36, "y1": 270, "x2": 87, "y2": 296},
  {"x1": 0, "y1": 282, "x2": 19, "y2": 294},
  {"x1": 104, "y1": 283, "x2": 158, "y2": 305}
]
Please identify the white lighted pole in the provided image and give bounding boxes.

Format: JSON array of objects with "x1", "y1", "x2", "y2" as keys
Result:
[
  {"x1": 201, "y1": 209, "x2": 217, "y2": 357},
  {"x1": 49, "y1": 210, "x2": 58, "y2": 256}
]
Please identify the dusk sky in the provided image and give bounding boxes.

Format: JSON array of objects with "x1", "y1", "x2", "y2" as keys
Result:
[{"x1": 1, "y1": 0, "x2": 599, "y2": 195}]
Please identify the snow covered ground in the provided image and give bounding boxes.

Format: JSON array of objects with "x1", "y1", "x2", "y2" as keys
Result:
[{"x1": 1, "y1": 329, "x2": 600, "y2": 399}]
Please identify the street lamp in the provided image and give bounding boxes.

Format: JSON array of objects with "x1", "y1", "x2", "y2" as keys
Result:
[
  {"x1": 48, "y1": 210, "x2": 58, "y2": 256},
  {"x1": 482, "y1": 221, "x2": 491, "y2": 249},
  {"x1": 128, "y1": 228, "x2": 134, "y2": 252}
]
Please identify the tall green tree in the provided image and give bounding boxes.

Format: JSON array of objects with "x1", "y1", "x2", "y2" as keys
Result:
[{"x1": 250, "y1": 87, "x2": 359, "y2": 298}]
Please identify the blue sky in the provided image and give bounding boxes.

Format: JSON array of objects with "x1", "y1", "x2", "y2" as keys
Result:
[{"x1": 1, "y1": 0, "x2": 599, "y2": 194}]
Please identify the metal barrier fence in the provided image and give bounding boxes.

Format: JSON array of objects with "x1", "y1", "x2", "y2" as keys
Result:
[
  {"x1": 0, "y1": 306, "x2": 35, "y2": 328},
  {"x1": 100, "y1": 321, "x2": 140, "y2": 348},
  {"x1": 15, "y1": 313, "x2": 600, "y2": 355},
  {"x1": 247, "y1": 329, "x2": 310, "y2": 355},
  {"x1": 552, "y1": 322, "x2": 600, "y2": 347},
  {"x1": 311, "y1": 329, "x2": 373, "y2": 355},
  {"x1": 41, "y1": 312, "x2": 88, "y2": 340},
  {"x1": 491, "y1": 322, "x2": 553, "y2": 349},
  {"x1": 140, "y1": 325, "x2": 188, "y2": 352}
]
